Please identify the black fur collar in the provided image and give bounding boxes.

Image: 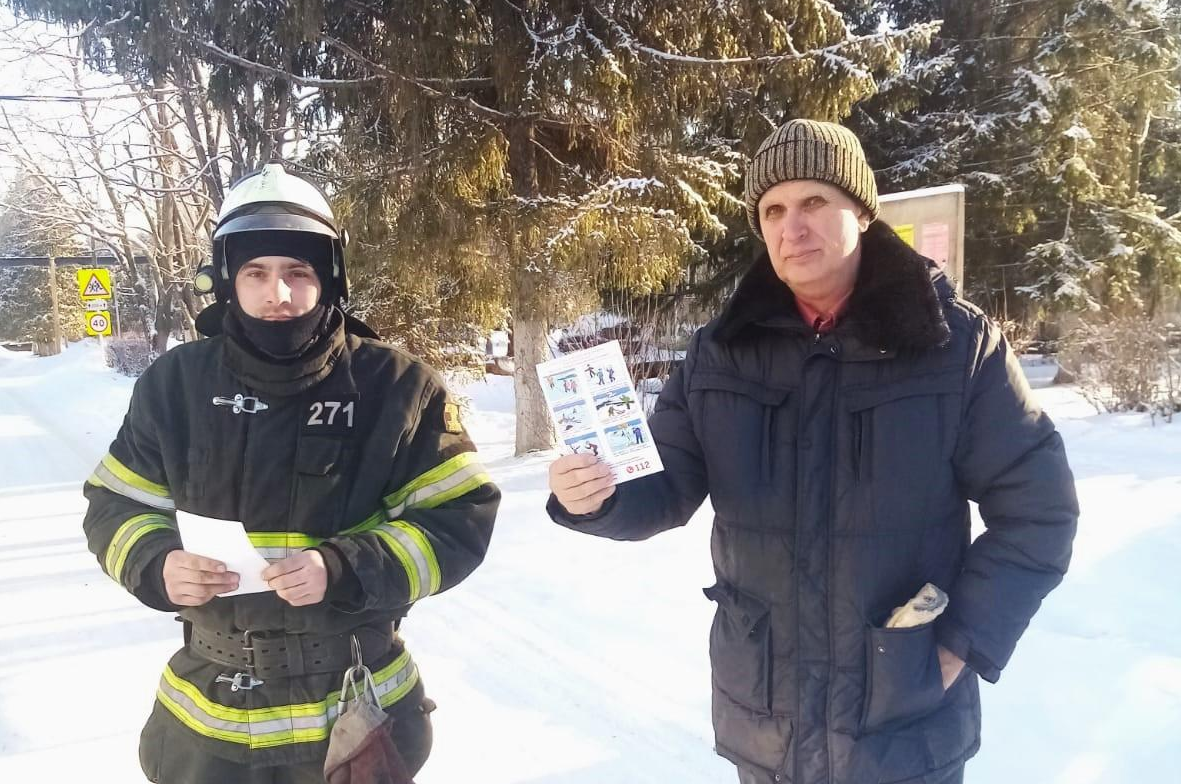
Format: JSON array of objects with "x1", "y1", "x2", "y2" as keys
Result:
[{"x1": 714, "y1": 220, "x2": 952, "y2": 352}]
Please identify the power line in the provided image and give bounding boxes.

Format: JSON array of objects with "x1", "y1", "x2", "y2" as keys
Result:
[
  {"x1": 0, "y1": 255, "x2": 141, "y2": 268},
  {"x1": 0, "y1": 94, "x2": 97, "y2": 103}
]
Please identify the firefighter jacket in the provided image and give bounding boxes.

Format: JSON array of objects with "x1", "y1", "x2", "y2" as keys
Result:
[{"x1": 82, "y1": 309, "x2": 500, "y2": 768}]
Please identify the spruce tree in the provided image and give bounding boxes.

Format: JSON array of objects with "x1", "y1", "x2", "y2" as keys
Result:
[
  {"x1": 0, "y1": 172, "x2": 86, "y2": 344},
  {"x1": 854, "y1": 0, "x2": 1180, "y2": 322},
  {"x1": 7, "y1": 1, "x2": 939, "y2": 451},
  {"x1": 303, "y1": 0, "x2": 939, "y2": 452}
]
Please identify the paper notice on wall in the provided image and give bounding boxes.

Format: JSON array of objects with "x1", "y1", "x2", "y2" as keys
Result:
[
  {"x1": 535, "y1": 340, "x2": 664, "y2": 484},
  {"x1": 176, "y1": 511, "x2": 273, "y2": 596},
  {"x1": 894, "y1": 223, "x2": 915, "y2": 248},
  {"x1": 921, "y1": 222, "x2": 950, "y2": 268}
]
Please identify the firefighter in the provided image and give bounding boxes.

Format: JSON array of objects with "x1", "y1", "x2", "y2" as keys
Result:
[{"x1": 83, "y1": 163, "x2": 500, "y2": 782}]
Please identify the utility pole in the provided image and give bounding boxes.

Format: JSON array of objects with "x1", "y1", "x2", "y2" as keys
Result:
[
  {"x1": 45, "y1": 255, "x2": 63, "y2": 355},
  {"x1": 113, "y1": 285, "x2": 123, "y2": 337}
]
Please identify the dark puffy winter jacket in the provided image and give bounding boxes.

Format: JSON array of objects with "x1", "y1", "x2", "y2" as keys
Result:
[
  {"x1": 83, "y1": 310, "x2": 499, "y2": 769},
  {"x1": 549, "y1": 222, "x2": 1078, "y2": 784}
]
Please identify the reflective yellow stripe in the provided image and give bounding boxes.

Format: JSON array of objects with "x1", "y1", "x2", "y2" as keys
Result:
[
  {"x1": 373, "y1": 528, "x2": 422, "y2": 599},
  {"x1": 414, "y1": 471, "x2": 492, "y2": 511},
  {"x1": 389, "y1": 520, "x2": 441, "y2": 597},
  {"x1": 165, "y1": 532, "x2": 328, "y2": 563},
  {"x1": 339, "y1": 510, "x2": 385, "y2": 537},
  {"x1": 89, "y1": 452, "x2": 172, "y2": 503},
  {"x1": 387, "y1": 463, "x2": 491, "y2": 517},
  {"x1": 246, "y1": 532, "x2": 323, "y2": 549},
  {"x1": 338, "y1": 451, "x2": 491, "y2": 600},
  {"x1": 369, "y1": 520, "x2": 441, "y2": 600},
  {"x1": 104, "y1": 513, "x2": 173, "y2": 580},
  {"x1": 156, "y1": 650, "x2": 419, "y2": 749},
  {"x1": 100, "y1": 453, "x2": 169, "y2": 496},
  {"x1": 381, "y1": 452, "x2": 480, "y2": 513}
]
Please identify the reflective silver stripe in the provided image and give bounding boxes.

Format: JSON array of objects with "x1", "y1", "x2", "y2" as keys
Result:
[
  {"x1": 385, "y1": 460, "x2": 488, "y2": 518},
  {"x1": 375, "y1": 523, "x2": 434, "y2": 601},
  {"x1": 91, "y1": 462, "x2": 175, "y2": 510},
  {"x1": 159, "y1": 680, "x2": 255, "y2": 739},
  {"x1": 158, "y1": 682, "x2": 326, "y2": 740},
  {"x1": 254, "y1": 547, "x2": 292, "y2": 561},
  {"x1": 156, "y1": 654, "x2": 419, "y2": 747}
]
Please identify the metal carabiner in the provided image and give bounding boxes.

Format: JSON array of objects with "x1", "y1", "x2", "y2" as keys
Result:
[
  {"x1": 215, "y1": 672, "x2": 264, "y2": 692},
  {"x1": 212, "y1": 394, "x2": 270, "y2": 414}
]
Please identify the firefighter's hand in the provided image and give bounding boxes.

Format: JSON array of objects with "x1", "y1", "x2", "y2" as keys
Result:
[
  {"x1": 163, "y1": 550, "x2": 239, "y2": 606},
  {"x1": 549, "y1": 453, "x2": 616, "y2": 516},
  {"x1": 263, "y1": 550, "x2": 328, "y2": 607}
]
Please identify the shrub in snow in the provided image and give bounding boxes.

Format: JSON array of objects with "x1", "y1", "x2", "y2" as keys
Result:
[
  {"x1": 105, "y1": 335, "x2": 156, "y2": 377},
  {"x1": 1059, "y1": 316, "x2": 1181, "y2": 421},
  {"x1": 996, "y1": 319, "x2": 1040, "y2": 357}
]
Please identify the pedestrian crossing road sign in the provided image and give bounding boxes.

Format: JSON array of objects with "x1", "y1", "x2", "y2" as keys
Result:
[
  {"x1": 77, "y1": 268, "x2": 112, "y2": 300},
  {"x1": 86, "y1": 311, "x2": 112, "y2": 336}
]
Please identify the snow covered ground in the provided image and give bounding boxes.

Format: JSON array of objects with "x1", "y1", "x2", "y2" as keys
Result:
[{"x1": 0, "y1": 340, "x2": 1178, "y2": 783}]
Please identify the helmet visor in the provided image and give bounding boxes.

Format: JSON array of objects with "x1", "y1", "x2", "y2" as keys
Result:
[{"x1": 214, "y1": 210, "x2": 339, "y2": 240}]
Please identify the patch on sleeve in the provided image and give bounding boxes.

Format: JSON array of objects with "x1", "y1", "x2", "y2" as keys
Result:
[{"x1": 443, "y1": 400, "x2": 464, "y2": 434}]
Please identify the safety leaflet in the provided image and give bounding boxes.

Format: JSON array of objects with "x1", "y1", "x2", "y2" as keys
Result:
[{"x1": 536, "y1": 340, "x2": 664, "y2": 484}]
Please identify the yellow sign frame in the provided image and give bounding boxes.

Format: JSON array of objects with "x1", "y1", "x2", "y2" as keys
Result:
[
  {"x1": 77, "y1": 268, "x2": 113, "y2": 300},
  {"x1": 85, "y1": 310, "x2": 113, "y2": 336}
]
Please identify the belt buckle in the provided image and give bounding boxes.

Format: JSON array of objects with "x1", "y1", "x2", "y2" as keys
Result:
[{"x1": 240, "y1": 629, "x2": 263, "y2": 675}]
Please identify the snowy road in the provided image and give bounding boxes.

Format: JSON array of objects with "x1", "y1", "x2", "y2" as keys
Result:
[
  {"x1": 0, "y1": 342, "x2": 1178, "y2": 783},
  {"x1": 0, "y1": 347, "x2": 177, "y2": 777}
]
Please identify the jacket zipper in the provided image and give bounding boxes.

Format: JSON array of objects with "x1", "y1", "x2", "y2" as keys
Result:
[
  {"x1": 762, "y1": 405, "x2": 775, "y2": 484},
  {"x1": 852, "y1": 413, "x2": 863, "y2": 482},
  {"x1": 235, "y1": 384, "x2": 256, "y2": 636}
]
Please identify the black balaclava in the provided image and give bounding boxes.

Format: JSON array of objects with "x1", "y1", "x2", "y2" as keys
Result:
[{"x1": 224, "y1": 231, "x2": 337, "y2": 361}]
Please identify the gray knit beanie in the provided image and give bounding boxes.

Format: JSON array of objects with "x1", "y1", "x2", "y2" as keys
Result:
[{"x1": 744, "y1": 119, "x2": 879, "y2": 235}]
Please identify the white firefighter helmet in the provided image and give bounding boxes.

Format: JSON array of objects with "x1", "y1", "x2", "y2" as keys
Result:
[{"x1": 200, "y1": 163, "x2": 349, "y2": 303}]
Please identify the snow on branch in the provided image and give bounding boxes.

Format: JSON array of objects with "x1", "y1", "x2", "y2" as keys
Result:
[
  {"x1": 589, "y1": 5, "x2": 940, "y2": 68},
  {"x1": 170, "y1": 25, "x2": 383, "y2": 88},
  {"x1": 320, "y1": 35, "x2": 512, "y2": 129}
]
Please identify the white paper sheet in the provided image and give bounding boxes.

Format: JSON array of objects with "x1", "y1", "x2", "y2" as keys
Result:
[
  {"x1": 175, "y1": 511, "x2": 273, "y2": 596},
  {"x1": 536, "y1": 340, "x2": 664, "y2": 484}
]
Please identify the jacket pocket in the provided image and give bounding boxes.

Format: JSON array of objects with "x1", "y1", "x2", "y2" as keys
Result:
[
  {"x1": 184, "y1": 446, "x2": 209, "y2": 502},
  {"x1": 844, "y1": 371, "x2": 963, "y2": 412},
  {"x1": 292, "y1": 435, "x2": 349, "y2": 531},
  {"x1": 843, "y1": 370, "x2": 963, "y2": 532},
  {"x1": 296, "y1": 436, "x2": 343, "y2": 476},
  {"x1": 703, "y1": 581, "x2": 773, "y2": 715},
  {"x1": 859, "y1": 620, "x2": 946, "y2": 736},
  {"x1": 689, "y1": 372, "x2": 793, "y2": 487},
  {"x1": 851, "y1": 410, "x2": 869, "y2": 482}
]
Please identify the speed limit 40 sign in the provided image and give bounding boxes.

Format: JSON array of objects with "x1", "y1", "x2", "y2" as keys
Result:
[{"x1": 85, "y1": 311, "x2": 113, "y2": 337}]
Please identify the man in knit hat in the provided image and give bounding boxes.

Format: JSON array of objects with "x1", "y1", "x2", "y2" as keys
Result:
[{"x1": 546, "y1": 120, "x2": 1077, "y2": 784}]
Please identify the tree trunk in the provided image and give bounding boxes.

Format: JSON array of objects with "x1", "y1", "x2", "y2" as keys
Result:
[
  {"x1": 173, "y1": 56, "x2": 225, "y2": 212},
  {"x1": 1129, "y1": 99, "x2": 1150, "y2": 201},
  {"x1": 512, "y1": 307, "x2": 555, "y2": 454},
  {"x1": 507, "y1": 117, "x2": 555, "y2": 453},
  {"x1": 153, "y1": 283, "x2": 173, "y2": 355},
  {"x1": 509, "y1": 200, "x2": 556, "y2": 452},
  {"x1": 492, "y1": 0, "x2": 555, "y2": 455}
]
